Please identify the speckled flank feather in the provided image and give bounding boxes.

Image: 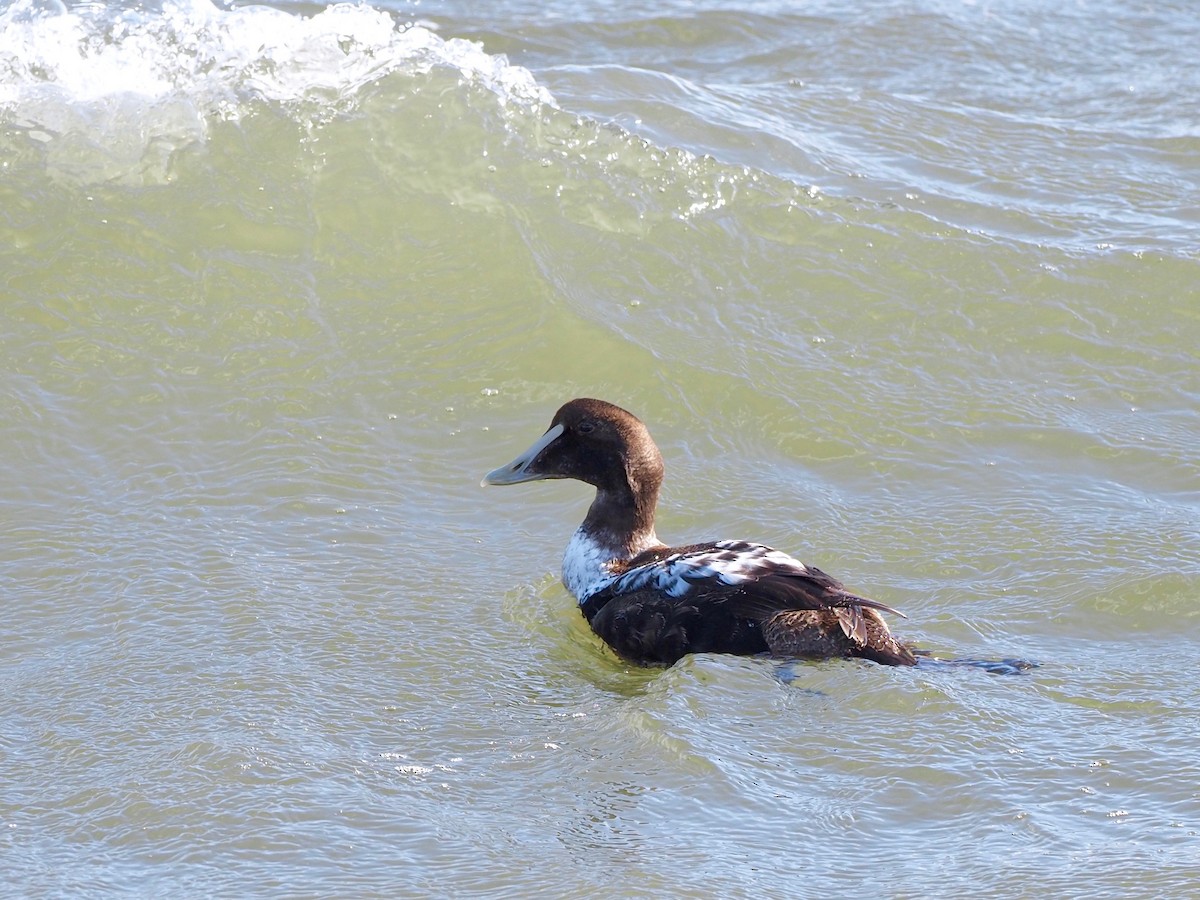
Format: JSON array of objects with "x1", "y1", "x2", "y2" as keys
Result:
[
  {"x1": 568, "y1": 537, "x2": 823, "y2": 604},
  {"x1": 610, "y1": 540, "x2": 836, "y2": 599}
]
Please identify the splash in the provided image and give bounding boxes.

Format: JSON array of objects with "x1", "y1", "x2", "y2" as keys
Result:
[{"x1": 0, "y1": 0, "x2": 554, "y2": 182}]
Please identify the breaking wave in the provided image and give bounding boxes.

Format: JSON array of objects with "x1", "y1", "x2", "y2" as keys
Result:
[{"x1": 0, "y1": 0, "x2": 554, "y2": 182}]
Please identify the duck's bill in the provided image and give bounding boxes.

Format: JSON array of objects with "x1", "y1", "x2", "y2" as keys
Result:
[{"x1": 480, "y1": 423, "x2": 564, "y2": 486}]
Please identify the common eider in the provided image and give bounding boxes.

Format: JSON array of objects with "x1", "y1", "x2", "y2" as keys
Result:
[{"x1": 482, "y1": 398, "x2": 917, "y2": 667}]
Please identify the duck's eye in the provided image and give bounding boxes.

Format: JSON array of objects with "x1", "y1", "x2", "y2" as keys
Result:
[{"x1": 577, "y1": 421, "x2": 596, "y2": 434}]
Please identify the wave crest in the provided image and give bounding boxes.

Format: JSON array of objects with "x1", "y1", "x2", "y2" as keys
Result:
[{"x1": 0, "y1": 0, "x2": 553, "y2": 182}]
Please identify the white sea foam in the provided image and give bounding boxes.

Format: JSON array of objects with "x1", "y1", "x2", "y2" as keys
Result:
[
  {"x1": 0, "y1": 0, "x2": 553, "y2": 181},
  {"x1": 0, "y1": 0, "x2": 554, "y2": 108}
]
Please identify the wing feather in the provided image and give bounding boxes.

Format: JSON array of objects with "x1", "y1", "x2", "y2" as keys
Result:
[{"x1": 586, "y1": 540, "x2": 904, "y2": 658}]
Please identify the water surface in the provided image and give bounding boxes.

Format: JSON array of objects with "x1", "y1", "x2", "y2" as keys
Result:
[{"x1": 2, "y1": 0, "x2": 1198, "y2": 895}]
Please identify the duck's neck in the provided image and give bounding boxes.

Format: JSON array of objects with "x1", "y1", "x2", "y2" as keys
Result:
[
  {"x1": 561, "y1": 485, "x2": 663, "y2": 601},
  {"x1": 585, "y1": 478, "x2": 660, "y2": 549}
]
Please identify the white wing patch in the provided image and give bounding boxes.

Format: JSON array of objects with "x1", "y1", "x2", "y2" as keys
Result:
[
  {"x1": 610, "y1": 540, "x2": 812, "y2": 599},
  {"x1": 564, "y1": 531, "x2": 820, "y2": 605}
]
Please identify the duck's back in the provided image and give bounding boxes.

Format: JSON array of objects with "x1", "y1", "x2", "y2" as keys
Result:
[{"x1": 578, "y1": 540, "x2": 915, "y2": 666}]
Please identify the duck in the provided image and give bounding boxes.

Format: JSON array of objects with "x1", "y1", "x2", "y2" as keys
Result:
[{"x1": 482, "y1": 398, "x2": 917, "y2": 667}]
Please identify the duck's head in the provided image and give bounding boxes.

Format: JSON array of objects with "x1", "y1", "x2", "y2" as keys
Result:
[{"x1": 481, "y1": 398, "x2": 664, "y2": 502}]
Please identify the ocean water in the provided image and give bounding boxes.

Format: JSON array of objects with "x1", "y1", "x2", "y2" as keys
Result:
[{"x1": 2, "y1": 0, "x2": 1198, "y2": 895}]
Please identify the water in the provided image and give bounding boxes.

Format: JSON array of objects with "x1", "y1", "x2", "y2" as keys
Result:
[{"x1": 2, "y1": 0, "x2": 1198, "y2": 894}]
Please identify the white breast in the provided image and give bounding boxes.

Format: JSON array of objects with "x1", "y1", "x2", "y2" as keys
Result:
[{"x1": 561, "y1": 528, "x2": 617, "y2": 602}]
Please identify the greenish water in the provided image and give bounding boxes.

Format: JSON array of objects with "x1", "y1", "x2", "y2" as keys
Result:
[{"x1": 2, "y1": 0, "x2": 1198, "y2": 895}]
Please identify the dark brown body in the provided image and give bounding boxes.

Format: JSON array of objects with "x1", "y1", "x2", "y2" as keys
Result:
[{"x1": 762, "y1": 609, "x2": 917, "y2": 666}]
